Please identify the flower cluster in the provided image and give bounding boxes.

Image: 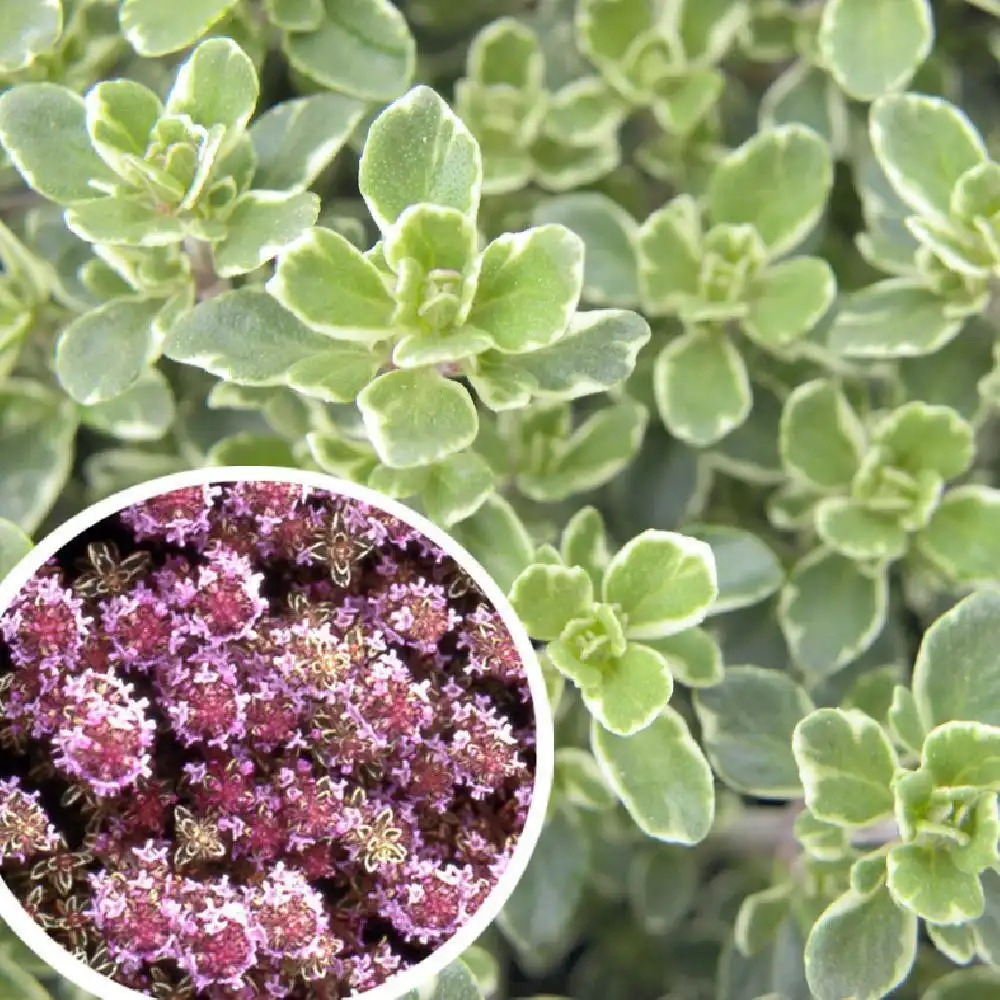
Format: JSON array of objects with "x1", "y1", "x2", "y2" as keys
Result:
[{"x1": 0, "y1": 482, "x2": 535, "y2": 998}]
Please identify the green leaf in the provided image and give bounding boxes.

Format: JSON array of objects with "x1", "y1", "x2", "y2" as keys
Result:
[
  {"x1": 887, "y1": 843, "x2": 984, "y2": 923},
  {"x1": 55, "y1": 297, "x2": 163, "y2": 405},
  {"x1": 923, "y1": 969, "x2": 1000, "y2": 1000},
  {"x1": 646, "y1": 627, "x2": 724, "y2": 688},
  {"x1": 793, "y1": 708, "x2": 897, "y2": 826},
  {"x1": 653, "y1": 328, "x2": 752, "y2": 447},
  {"x1": 0, "y1": 83, "x2": 116, "y2": 204},
  {"x1": 555, "y1": 747, "x2": 616, "y2": 811},
  {"x1": 804, "y1": 886, "x2": 917, "y2": 1000},
  {"x1": 707, "y1": 125, "x2": 833, "y2": 258},
  {"x1": 0, "y1": 518, "x2": 32, "y2": 582},
  {"x1": 919, "y1": 486, "x2": 1000, "y2": 584},
  {"x1": 874, "y1": 401, "x2": 974, "y2": 480},
  {"x1": 81, "y1": 368, "x2": 175, "y2": 442},
  {"x1": 422, "y1": 452, "x2": 494, "y2": 527},
  {"x1": 591, "y1": 708, "x2": 715, "y2": 844},
  {"x1": 402, "y1": 961, "x2": 482, "y2": 1000},
  {"x1": 828, "y1": 280, "x2": 965, "y2": 358},
  {"x1": 760, "y1": 61, "x2": 849, "y2": 154},
  {"x1": 213, "y1": 190, "x2": 320, "y2": 277},
  {"x1": 815, "y1": 497, "x2": 909, "y2": 562},
  {"x1": 692, "y1": 525, "x2": 783, "y2": 615},
  {"x1": 921, "y1": 721, "x2": 1000, "y2": 791},
  {"x1": 576, "y1": 0, "x2": 655, "y2": 94},
  {"x1": 384, "y1": 204, "x2": 478, "y2": 275},
  {"x1": 912, "y1": 589, "x2": 1000, "y2": 729},
  {"x1": 974, "y1": 868, "x2": 1000, "y2": 965},
  {"x1": 532, "y1": 193, "x2": 639, "y2": 306},
  {"x1": 584, "y1": 643, "x2": 673, "y2": 736},
  {"x1": 208, "y1": 433, "x2": 297, "y2": 467},
  {"x1": 819, "y1": 0, "x2": 932, "y2": 102},
  {"x1": 637, "y1": 196, "x2": 701, "y2": 314},
  {"x1": 509, "y1": 564, "x2": 594, "y2": 642},
  {"x1": 560, "y1": 506, "x2": 610, "y2": 589},
  {"x1": 250, "y1": 93, "x2": 365, "y2": 192},
  {"x1": 468, "y1": 15, "x2": 544, "y2": 89},
  {"x1": 85, "y1": 79, "x2": 163, "y2": 178},
  {"x1": 283, "y1": 0, "x2": 415, "y2": 103},
  {"x1": 794, "y1": 810, "x2": 851, "y2": 861},
  {"x1": 926, "y1": 920, "x2": 978, "y2": 965},
  {"x1": 65, "y1": 195, "x2": 185, "y2": 247},
  {"x1": 267, "y1": 227, "x2": 396, "y2": 341},
  {"x1": 165, "y1": 38, "x2": 258, "y2": 136},
  {"x1": 358, "y1": 369, "x2": 478, "y2": 468},
  {"x1": 602, "y1": 529, "x2": 717, "y2": 640},
  {"x1": 466, "y1": 226, "x2": 584, "y2": 353},
  {"x1": 450, "y1": 494, "x2": 534, "y2": 593},
  {"x1": 694, "y1": 666, "x2": 814, "y2": 798},
  {"x1": 359, "y1": 86, "x2": 481, "y2": 233},
  {"x1": 266, "y1": 0, "x2": 323, "y2": 31},
  {"x1": 0, "y1": 0, "x2": 61, "y2": 72},
  {"x1": 888, "y1": 686, "x2": 926, "y2": 755},
  {"x1": 285, "y1": 344, "x2": 381, "y2": 403},
  {"x1": 165, "y1": 288, "x2": 334, "y2": 384},
  {"x1": 780, "y1": 549, "x2": 887, "y2": 678},
  {"x1": 743, "y1": 256, "x2": 836, "y2": 348},
  {"x1": 120, "y1": 0, "x2": 238, "y2": 56},
  {"x1": 629, "y1": 845, "x2": 700, "y2": 936},
  {"x1": 870, "y1": 94, "x2": 986, "y2": 220},
  {"x1": 780, "y1": 379, "x2": 864, "y2": 490}
]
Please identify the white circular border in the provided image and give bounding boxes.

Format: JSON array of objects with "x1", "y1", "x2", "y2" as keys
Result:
[{"x1": 0, "y1": 466, "x2": 554, "y2": 1000}]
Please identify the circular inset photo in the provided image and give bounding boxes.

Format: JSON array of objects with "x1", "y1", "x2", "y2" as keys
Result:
[{"x1": 0, "y1": 469, "x2": 552, "y2": 1000}]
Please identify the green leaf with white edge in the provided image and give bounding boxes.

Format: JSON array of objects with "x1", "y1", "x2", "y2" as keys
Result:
[
  {"x1": 560, "y1": 506, "x2": 610, "y2": 589},
  {"x1": 804, "y1": 886, "x2": 916, "y2": 1000},
  {"x1": 384, "y1": 203, "x2": 478, "y2": 277},
  {"x1": 887, "y1": 843, "x2": 985, "y2": 923},
  {"x1": 54, "y1": 297, "x2": 163, "y2": 405},
  {"x1": 517, "y1": 399, "x2": 647, "y2": 502},
  {"x1": 532, "y1": 193, "x2": 639, "y2": 306},
  {"x1": 555, "y1": 747, "x2": 616, "y2": 811},
  {"x1": 543, "y1": 77, "x2": 628, "y2": 146},
  {"x1": 794, "y1": 810, "x2": 851, "y2": 861},
  {"x1": 780, "y1": 549, "x2": 887, "y2": 679},
  {"x1": 913, "y1": 589, "x2": 1000, "y2": 729},
  {"x1": 468, "y1": 16, "x2": 544, "y2": 90},
  {"x1": 974, "y1": 868, "x2": 1000, "y2": 965},
  {"x1": 85, "y1": 79, "x2": 163, "y2": 180},
  {"x1": 120, "y1": 0, "x2": 238, "y2": 56},
  {"x1": 645, "y1": 627, "x2": 723, "y2": 688},
  {"x1": 0, "y1": 84, "x2": 116, "y2": 204},
  {"x1": 793, "y1": 708, "x2": 898, "y2": 826},
  {"x1": 653, "y1": 328, "x2": 752, "y2": 448},
  {"x1": 509, "y1": 564, "x2": 594, "y2": 642},
  {"x1": 919, "y1": 486, "x2": 1000, "y2": 585},
  {"x1": 422, "y1": 451, "x2": 495, "y2": 527},
  {"x1": 0, "y1": 518, "x2": 32, "y2": 582},
  {"x1": 307, "y1": 432, "x2": 377, "y2": 481},
  {"x1": 743, "y1": 256, "x2": 836, "y2": 348},
  {"x1": 359, "y1": 86, "x2": 481, "y2": 233},
  {"x1": 707, "y1": 125, "x2": 833, "y2": 259},
  {"x1": 208, "y1": 433, "x2": 297, "y2": 467},
  {"x1": 870, "y1": 94, "x2": 986, "y2": 221},
  {"x1": 466, "y1": 226, "x2": 584, "y2": 354},
  {"x1": 65, "y1": 195, "x2": 186, "y2": 248},
  {"x1": 652, "y1": 68, "x2": 725, "y2": 136},
  {"x1": 927, "y1": 920, "x2": 978, "y2": 966},
  {"x1": 602, "y1": 529, "x2": 717, "y2": 640},
  {"x1": 451, "y1": 494, "x2": 533, "y2": 594},
  {"x1": 401, "y1": 960, "x2": 481, "y2": 1000},
  {"x1": 249, "y1": 93, "x2": 365, "y2": 192},
  {"x1": 760, "y1": 61, "x2": 849, "y2": 155},
  {"x1": 358, "y1": 369, "x2": 478, "y2": 469},
  {"x1": 921, "y1": 721, "x2": 1000, "y2": 791},
  {"x1": 819, "y1": 0, "x2": 932, "y2": 102},
  {"x1": 815, "y1": 497, "x2": 909, "y2": 562},
  {"x1": 576, "y1": 0, "x2": 655, "y2": 93},
  {"x1": 591, "y1": 708, "x2": 715, "y2": 844},
  {"x1": 583, "y1": 642, "x2": 673, "y2": 737},
  {"x1": 267, "y1": 227, "x2": 395, "y2": 342},
  {"x1": 283, "y1": 0, "x2": 415, "y2": 103},
  {"x1": 284, "y1": 345, "x2": 381, "y2": 404},
  {"x1": 691, "y1": 525, "x2": 783, "y2": 616},
  {"x1": 735, "y1": 883, "x2": 795, "y2": 959},
  {"x1": 637, "y1": 195, "x2": 701, "y2": 314},
  {"x1": 874, "y1": 401, "x2": 974, "y2": 480},
  {"x1": 213, "y1": 190, "x2": 320, "y2": 277},
  {"x1": 81, "y1": 368, "x2": 175, "y2": 442},
  {"x1": 888, "y1": 685, "x2": 926, "y2": 755},
  {"x1": 780, "y1": 379, "x2": 864, "y2": 490},
  {"x1": 694, "y1": 666, "x2": 814, "y2": 798},
  {"x1": 164, "y1": 38, "x2": 258, "y2": 136},
  {"x1": 0, "y1": 0, "x2": 61, "y2": 73},
  {"x1": 923, "y1": 969, "x2": 1000, "y2": 1000},
  {"x1": 828, "y1": 279, "x2": 965, "y2": 358},
  {"x1": 164, "y1": 289, "x2": 334, "y2": 384},
  {"x1": 266, "y1": 0, "x2": 323, "y2": 31}
]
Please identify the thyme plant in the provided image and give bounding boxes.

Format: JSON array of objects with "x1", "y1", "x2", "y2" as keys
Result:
[{"x1": 3, "y1": 1, "x2": 1000, "y2": 998}]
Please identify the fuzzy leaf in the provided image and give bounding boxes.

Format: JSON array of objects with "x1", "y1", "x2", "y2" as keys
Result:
[
  {"x1": 591, "y1": 708, "x2": 715, "y2": 844},
  {"x1": 815, "y1": 497, "x2": 908, "y2": 562},
  {"x1": 707, "y1": 125, "x2": 833, "y2": 258},
  {"x1": 602, "y1": 529, "x2": 717, "y2": 640},
  {"x1": 743, "y1": 256, "x2": 836, "y2": 347},
  {"x1": 509, "y1": 564, "x2": 594, "y2": 642},
  {"x1": 213, "y1": 191, "x2": 320, "y2": 277},
  {"x1": 887, "y1": 844, "x2": 985, "y2": 923},
  {"x1": 919, "y1": 486, "x2": 1000, "y2": 584},
  {"x1": 422, "y1": 452, "x2": 494, "y2": 527},
  {"x1": 584, "y1": 643, "x2": 674, "y2": 736},
  {"x1": 0, "y1": 83, "x2": 116, "y2": 204},
  {"x1": 646, "y1": 628, "x2": 724, "y2": 688},
  {"x1": 875, "y1": 401, "x2": 974, "y2": 479},
  {"x1": 0, "y1": 0, "x2": 62, "y2": 72},
  {"x1": 693, "y1": 525, "x2": 783, "y2": 615},
  {"x1": 285, "y1": 346, "x2": 381, "y2": 404},
  {"x1": 637, "y1": 196, "x2": 701, "y2": 313},
  {"x1": 870, "y1": 94, "x2": 986, "y2": 220},
  {"x1": 780, "y1": 549, "x2": 887, "y2": 678},
  {"x1": 819, "y1": 0, "x2": 932, "y2": 102},
  {"x1": 165, "y1": 38, "x2": 258, "y2": 135},
  {"x1": 804, "y1": 886, "x2": 917, "y2": 1000},
  {"x1": 922, "y1": 721, "x2": 1000, "y2": 791},
  {"x1": 653, "y1": 328, "x2": 752, "y2": 447},
  {"x1": 694, "y1": 666, "x2": 814, "y2": 798},
  {"x1": 65, "y1": 195, "x2": 186, "y2": 248},
  {"x1": 284, "y1": 0, "x2": 415, "y2": 103},
  {"x1": 81, "y1": 368, "x2": 175, "y2": 442},
  {"x1": 0, "y1": 518, "x2": 32, "y2": 581},
  {"x1": 120, "y1": 0, "x2": 238, "y2": 56},
  {"x1": 359, "y1": 86, "x2": 481, "y2": 232}
]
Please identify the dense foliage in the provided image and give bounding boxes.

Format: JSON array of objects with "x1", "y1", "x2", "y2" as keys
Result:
[{"x1": 4, "y1": 0, "x2": 1000, "y2": 998}]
